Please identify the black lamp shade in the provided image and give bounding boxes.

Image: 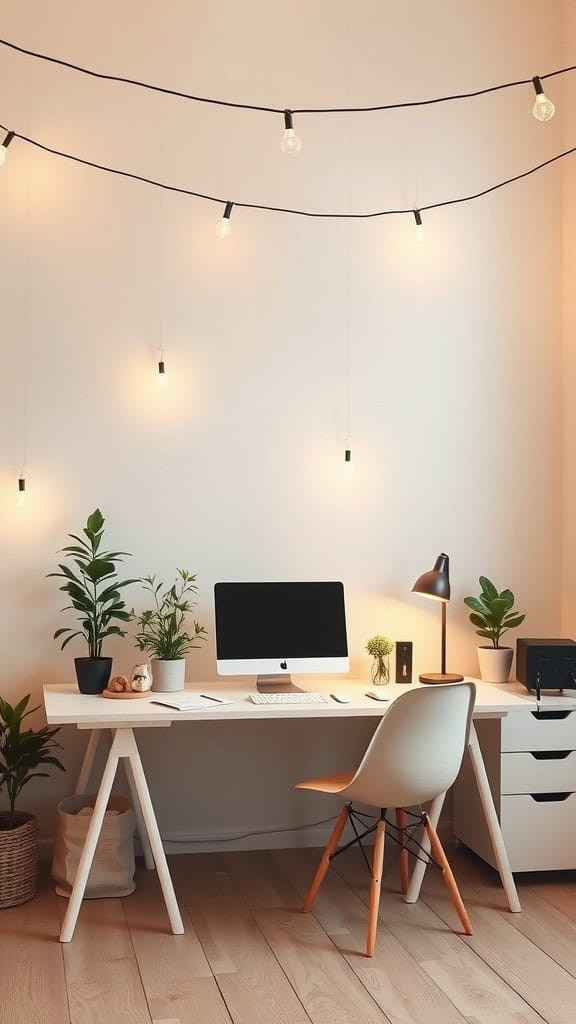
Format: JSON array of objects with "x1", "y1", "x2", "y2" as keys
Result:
[{"x1": 412, "y1": 553, "x2": 451, "y2": 602}]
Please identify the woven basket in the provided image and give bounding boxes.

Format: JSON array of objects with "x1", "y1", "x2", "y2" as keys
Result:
[{"x1": 0, "y1": 812, "x2": 39, "y2": 909}]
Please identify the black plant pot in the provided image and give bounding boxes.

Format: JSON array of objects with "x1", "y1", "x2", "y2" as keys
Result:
[{"x1": 74, "y1": 657, "x2": 112, "y2": 695}]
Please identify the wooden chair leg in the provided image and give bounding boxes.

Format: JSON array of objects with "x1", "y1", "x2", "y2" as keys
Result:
[
  {"x1": 424, "y1": 814, "x2": 473, "y2": 935},
  {"x1": 366, "y1": 817, "x2": 386, "y2": 957},
  {"x1": 395, "y1": 808, "x2": 409, "y2": 896},
  {"x1": 302, "y1": 804, "x2": 349, "y2": 913}
]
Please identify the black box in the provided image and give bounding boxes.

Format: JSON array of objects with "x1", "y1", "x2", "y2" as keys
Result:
[{"x1": 516, "y1": 638, "x2": 576, "y2": 692}]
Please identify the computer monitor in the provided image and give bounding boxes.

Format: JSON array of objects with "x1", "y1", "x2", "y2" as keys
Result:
[{"x1": 214, "y1": 581, "x2": 349, "y2": 692}]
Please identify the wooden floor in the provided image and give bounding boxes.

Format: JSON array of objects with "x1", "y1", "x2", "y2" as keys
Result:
[{"x1": 2, "y1": 840, "x2": 576, "y2": 1024}]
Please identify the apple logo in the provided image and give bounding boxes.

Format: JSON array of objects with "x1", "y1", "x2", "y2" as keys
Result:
[{"x1": 280, "y1": 661, "x2": 288, "y2": 670}]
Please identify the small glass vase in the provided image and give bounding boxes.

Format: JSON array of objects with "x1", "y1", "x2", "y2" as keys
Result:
[{"x1": 371, "y1": 654, "x2": 390, "y2": 686}]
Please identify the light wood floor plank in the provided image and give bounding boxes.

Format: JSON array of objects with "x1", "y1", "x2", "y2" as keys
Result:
[
  {"x1": 420, "y1": 857, "x2": 576, "y2": 1024},
  {"x1": 57, "y1": 894, "x2": 152, "y2": 1024},
  {"x1": 272, "y1": 847, "x2": 482, "y2": 1024},
  {"x1": 0, "y1": 872, "x2": 70, "y2": 1024},
  {"x1": 177, "y1": 853, "x2": 312, "y2": 1024},
  {"x1": 326, "y1": 846, "x2": 545, "y2": 1024},
  {"x1": 253, "y1": 905, "x2": 392, "y2": 1024},
  {"x1": 124, "y1": 864, "x2": 233, "y2": 1024}
]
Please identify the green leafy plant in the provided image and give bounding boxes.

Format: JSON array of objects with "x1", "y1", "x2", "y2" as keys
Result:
[
  {"x1": 49, "y1": 508, "x2": 136, "y2": 658},
  {"x1": 464, "y1": 577, "x2": 525, "y2": 650},
  {"x1": 0, "y1": 695, "x2": 65, "y2": 813},
  {"x1": 133, "y1": 570, "x2": 207, "y2": 660}
]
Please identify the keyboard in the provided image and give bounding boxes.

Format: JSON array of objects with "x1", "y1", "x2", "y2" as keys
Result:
[{"x1": 249, "y1": 692, "x2": 329, "y2": 705}]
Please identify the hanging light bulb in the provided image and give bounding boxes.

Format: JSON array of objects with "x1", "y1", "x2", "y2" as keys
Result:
[
  {"x1": 17, "y1": 474, "x2": 26, "y2": 507},
  {"x1": 0, "y1": 130, "x2": 15, "y2": 168},
  {"x1": 216, "y1": 201, "x2": 233, "y2": 239},
  {"x1": 280, "y1": 110, "x2": 302, "y2": 155},
  {"x1": 157, "y1": 357, "x2": 166, "y2": 382},
  {"x1": 344, "y1": 448, "x2": 352, "y2": 464},
  {"x1": 532, "y1": 77, "x2": 555, "y2": 122},
  {"x1": 413, "y1": 209, "x2": 425, "y2": 241}
]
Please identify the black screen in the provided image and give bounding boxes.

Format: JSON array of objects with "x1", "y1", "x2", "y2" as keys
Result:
[{"x1": 214, "y1": 582, "x2": 348, "y2": 660}]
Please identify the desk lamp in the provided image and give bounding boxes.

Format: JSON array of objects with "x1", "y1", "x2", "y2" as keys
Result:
[{"x1": 412, "y1": 553, "x2": 464, "y2": 684}]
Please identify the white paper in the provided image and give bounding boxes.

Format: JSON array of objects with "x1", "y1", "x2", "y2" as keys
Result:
[{"x1": 150, "y1": 694, "x2": 236, "y2": 711}]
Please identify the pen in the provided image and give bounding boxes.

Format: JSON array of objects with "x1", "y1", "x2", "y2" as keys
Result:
[{"x1": 200, "y1": 693, "x2": 224, "y2": 703}]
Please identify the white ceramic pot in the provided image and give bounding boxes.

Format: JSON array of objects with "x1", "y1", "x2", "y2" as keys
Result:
[
  {"x1": 151, "y1": 658, "x2": 186, "y2": 692},
  {"x1": 477, "y1": 646, "x2": 514, "y2": 683}
]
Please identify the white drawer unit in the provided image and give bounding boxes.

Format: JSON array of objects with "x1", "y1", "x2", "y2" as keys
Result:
[{"x1": 453, "y1": 707, "x2": 576, "y2": 872}]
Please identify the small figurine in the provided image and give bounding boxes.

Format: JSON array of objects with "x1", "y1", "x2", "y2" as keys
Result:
[
  {"x1": 130, "y1": 663, "x2": 153, "y2": 692},
  {"x1": 108, "y1": 675, "x2": 129, "y2": 692}
]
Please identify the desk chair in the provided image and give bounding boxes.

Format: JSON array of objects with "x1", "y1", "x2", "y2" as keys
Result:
[{"x1": 295, "y1": 682, "x2": 475, "y2": 956}]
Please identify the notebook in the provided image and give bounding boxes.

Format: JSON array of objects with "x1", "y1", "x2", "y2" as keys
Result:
[{"x1": 150, "y1": 693, "x2": 236, "y2": 711}]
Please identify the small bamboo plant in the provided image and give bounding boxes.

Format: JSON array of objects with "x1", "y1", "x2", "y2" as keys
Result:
[
  {"x1": 132, "y1": 570, "x2": 207, "y2": 660},
  {"x1": 366, "y1": 635, "x2": 394, "y2": 685}
]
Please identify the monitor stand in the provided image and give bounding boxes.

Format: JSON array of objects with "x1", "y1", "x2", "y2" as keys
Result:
[{"x1": 256, "y1": 674, "x2": 303, "y2": 694}]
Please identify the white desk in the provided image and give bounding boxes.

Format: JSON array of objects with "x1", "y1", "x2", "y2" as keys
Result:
[{"x1": 44, "y1": 677, "x2": 548, "y2": 942}]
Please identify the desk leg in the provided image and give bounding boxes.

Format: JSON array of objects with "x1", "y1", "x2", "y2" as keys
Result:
[
  {"x1": 468, "y1": 722, "x2": 521, "y2": 913},
  {"x1": 60, "y1": 730, "x2": 121, "y2": 942},
  {"x1": 405, "y1": 791, "x2": 445, "y2": 904},
  {"x1": 124, "y1": 757, "x2": 155, "y2": 870},
  {"x1": 60, "y1": 727, "x2": 183, "y2": 943},
  {"x1": 122, "y1": 729, "x2": 184, "y2": 935},
  {"x1": 73, "y1": 730, "x2": 101, "y2": 795}
]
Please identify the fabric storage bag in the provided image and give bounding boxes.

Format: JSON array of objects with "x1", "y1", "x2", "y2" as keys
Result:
[{"x1": 52, "y1": 794, "x2": 136, "y2": 898}]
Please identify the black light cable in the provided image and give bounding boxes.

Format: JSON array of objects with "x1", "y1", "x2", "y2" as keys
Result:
[
  {"x1": 2, "y1": 120, "x2": 575, "y2": 222},
  {"x1": 0, "y1": 35, "x2": 569, "y2": 116}
]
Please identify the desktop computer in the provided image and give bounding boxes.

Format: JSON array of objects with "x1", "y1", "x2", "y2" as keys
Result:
[{"x1": 214, "y1": 581, "x2": 349, "y2": 692}]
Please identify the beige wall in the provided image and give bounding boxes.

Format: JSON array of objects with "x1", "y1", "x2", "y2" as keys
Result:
[
  {"x1": 0, "y1": 1, "x2": 565, "y2": 847},
  {"x1": 563, "y1": 1, "x2": 576, "y2": 635}
]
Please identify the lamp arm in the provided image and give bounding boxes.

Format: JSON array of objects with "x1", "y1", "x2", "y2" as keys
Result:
[{"x1": 441, "y1": 601, "x2": 447, "y2": 675}]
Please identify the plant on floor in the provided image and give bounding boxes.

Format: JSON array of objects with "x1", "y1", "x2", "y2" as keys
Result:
[
  {"x1": 0, "y1": 695, "x2": 65, "y2": 813},
  {"x1": 132, "y1": 570, "x2": 207, "y2": 659},
  {"x1": 49, "y1": 508, "x2": 136, "y2": 657},
  {"x1": 464, "y1": 577, "x2": 525, "y2": 649}
]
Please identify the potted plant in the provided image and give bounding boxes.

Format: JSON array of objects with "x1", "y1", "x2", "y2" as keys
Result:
[
  {"x1": 49, "y1": 509, "x2": 136, "y2": 694},
  {"x1": 0, "y1": 694, "x2": 65, "y2": 908},
  {"x1": 133, "y1": 570, "x2": 207, "y2": 692},
  {"x1": 365, "y1": 635, "x2": 394, "y2": 685},
  {"x1": 464, "y1": 577, "x2": 525, "y2": 683}
]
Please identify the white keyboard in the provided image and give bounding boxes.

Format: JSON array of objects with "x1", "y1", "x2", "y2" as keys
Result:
[{"x1": 249, "y1": 692, "x2": 328, "y2": 705}]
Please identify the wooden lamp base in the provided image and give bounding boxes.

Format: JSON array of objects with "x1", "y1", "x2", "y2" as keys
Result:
[{"x1": 419, "y1": 672, "x2": 464, "y2": 685}]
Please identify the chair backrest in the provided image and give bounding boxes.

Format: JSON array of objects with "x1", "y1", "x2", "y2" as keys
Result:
[{"x1": 344, "y1": 682, "x2": 476, "y2": 810}]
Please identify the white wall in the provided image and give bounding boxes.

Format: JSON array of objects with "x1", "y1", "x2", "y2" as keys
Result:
[{"x1": 0, "y1": 1, "x2": 565, "y2": 846}]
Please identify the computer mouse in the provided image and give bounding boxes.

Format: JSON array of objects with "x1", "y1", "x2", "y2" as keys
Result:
[
  {"x1": 365, "y1": 690, "x2": 389, "y2": 702},
  {"x1": 331, "y1": 692, "x2": 351, "y2": 704}
]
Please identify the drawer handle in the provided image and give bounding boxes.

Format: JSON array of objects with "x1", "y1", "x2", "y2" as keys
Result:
[
  {"x1": 530, "y1": 792, "x2": 572, "y2": 802},
  {"x1": 531, "y1": 710, "x2": 573, "y2": 721},
  {"x1": 530, "y1": 750, "x2": 572, "y2": 760}
]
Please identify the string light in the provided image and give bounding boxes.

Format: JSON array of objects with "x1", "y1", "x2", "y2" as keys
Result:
[
  {"x1": 0, "y1": 36, "x2": 571, "y2": 119},
  {"x1": 3, "y1": 121, "x2": 573, "y2": 224},
  {"x1": 413, "y1": 209, "x2": 425, "y2": 240},
  {"x1": 0, "y1": 129, "x2": 14, "y2": 167},
  {"x1": 17, "y1": 473, "x2": 26, "y2": 507},
  {"x1": 281, "y1": 110, "x2": 302, "y2": 155},
  {"x1": 344, "y1": 448, "x2": 351, "y2": 464},
  {"x1": 158, "y1": 358, "x2": 166, "y2": 377},
  {"x1": 532, "y1": 77, "x2": 555, "y2": 122},
  {"x1": 216, "y1": 201, "x2": 233, "y2": 239}
]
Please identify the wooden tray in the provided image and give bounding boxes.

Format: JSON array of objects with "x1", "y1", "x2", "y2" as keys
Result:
[{"x1": 102, "y1": 689, "x2": 151, "y2": 700}]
